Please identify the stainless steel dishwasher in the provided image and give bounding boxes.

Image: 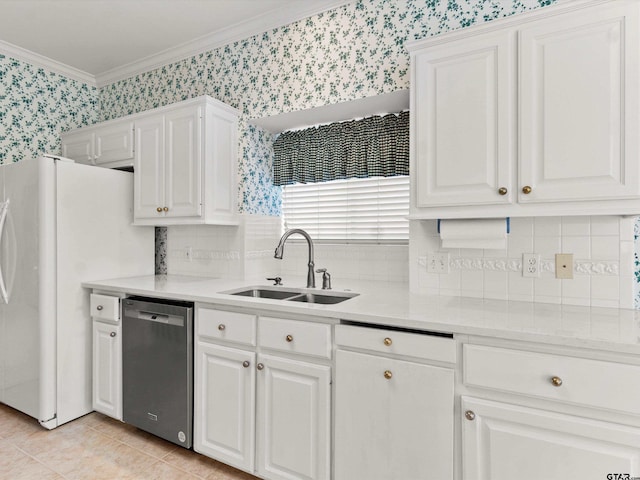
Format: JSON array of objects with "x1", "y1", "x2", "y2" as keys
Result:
[{"x1": 122, "y1": 296, "x2": 194, "y2": 448}]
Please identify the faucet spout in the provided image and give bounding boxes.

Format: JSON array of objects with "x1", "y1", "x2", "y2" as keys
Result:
[{"x1": 274, "y1": 229, "x2": 316, "y2": 288}]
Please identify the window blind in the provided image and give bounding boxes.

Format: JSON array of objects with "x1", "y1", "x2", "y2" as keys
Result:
[{"x1": 281, "y1": 176, "x2": 409, "y2": 243}]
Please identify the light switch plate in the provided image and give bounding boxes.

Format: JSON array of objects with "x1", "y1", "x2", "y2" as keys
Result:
[{"x1": 555, "y1": 253, "x2": 573, "y2": 279}]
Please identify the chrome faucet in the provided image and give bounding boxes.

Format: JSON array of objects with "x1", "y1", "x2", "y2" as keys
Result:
[{"x1": 274, "y1": 229, "x2": 315, "y2": 288}]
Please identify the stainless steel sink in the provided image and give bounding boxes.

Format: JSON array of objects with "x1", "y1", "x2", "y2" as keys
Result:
[
  {"x1": 221, "y1": 286, "x2": 358, "y2": 304},
  {"x1": 286, "y1": 292, "x2": 358, "y2": 304},
  {"x1": 229, "y1": 288, "x2": 301, "y2": 300}
]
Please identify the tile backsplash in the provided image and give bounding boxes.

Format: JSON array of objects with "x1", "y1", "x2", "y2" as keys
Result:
[
  {"x1": 410, "y1": 216, "x2": 636, "y2": 309},
  {"x1": 160, "y1": 214, "x2": 639, "y2": 309}
]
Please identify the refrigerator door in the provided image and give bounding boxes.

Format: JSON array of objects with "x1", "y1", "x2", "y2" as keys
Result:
[{"x1": 0, "y1": 158, "x2": 57, "y2": 423}]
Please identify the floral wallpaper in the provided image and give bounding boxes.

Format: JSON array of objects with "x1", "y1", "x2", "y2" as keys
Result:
[
  {"x1": 99, "y1": 0, "x2": 558, "y2": 215},
  {"x1": 0, "y1": 54, "x2": 98, "y2": 164}
]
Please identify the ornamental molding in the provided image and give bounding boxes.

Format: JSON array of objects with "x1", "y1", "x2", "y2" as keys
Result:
[{"x1": 419, "y1": 256, "x2": 619, "y2": 276}]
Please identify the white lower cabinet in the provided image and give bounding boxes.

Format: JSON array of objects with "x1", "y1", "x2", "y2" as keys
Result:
[
  {"x1": 461, "y1": 340, "x2": 640, "y2": 480},
  {"x1": 462, "y1": 396, "x2": 640, "y2": 480},
  {"x1": 194, "y1": 342, "x2": 256, "y2": 472},
  {"x1": 92, "y1": 319, "x2": 122, "y2": 420},
  {"x1": 91, "y1": 294, "x2": 122, "y2": 420},
  {"x1": 194, "y1": 307, "x2": 331, "y2": 480},
  {"x1": 334, "y1": 324, "x2": 456, "y2": 480},
  {"x1": 256, "y1": 353, "x2": 330, "y2": 480}
]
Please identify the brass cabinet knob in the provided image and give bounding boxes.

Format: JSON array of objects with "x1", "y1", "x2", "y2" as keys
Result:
[
  {"x1": 257, "y1": 363, "x2": 264, "y2": 371},
  {"x1": 522, "y1": 185, "x2": 532, "y2": 194},
  {"x1": 465, "y1": 410, "x2": 476, "y2": 421},
  {"x1": 96, "y1": 305, "x2": 103, "y2": 311},
  {"x1": 551, "y1": 376, "x2": 563, "y2": 387},
  {"x1": 218, "y1": 324, "x2": 226, "y2": 331},
  {"x1": 498, "y1": 187, "x2": 508, "y2": 196},
  {"x1": 286, "y1": 334, "x2": 293, "y2": 343},
  {"x1": 110, "y1": 332, "x2": 116, "y2": 338},
  {"x1": 156, "y1": 207, "x2": 163, "y2": 213},
  {"x1": 243, "y1": 360, "x2": 250, "y2": 368},
  {"x1": 383, "y1": 337, "x2": 392, "y2": 346},
  {"x1": 163, "y1": 206, "x2": 169, "y2": 212},
  {"x1": 383, "y1": 370, "x2": 392, "y2": 380}
]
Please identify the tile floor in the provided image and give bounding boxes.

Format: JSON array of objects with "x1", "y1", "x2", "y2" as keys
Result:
[{"x1": 0, "y1": 404, "x2": 259, "y2": 479}]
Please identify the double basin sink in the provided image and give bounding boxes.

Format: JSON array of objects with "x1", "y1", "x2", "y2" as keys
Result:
[{"x1": 221, "y1": 286, "x2": 358, "y2": 305}]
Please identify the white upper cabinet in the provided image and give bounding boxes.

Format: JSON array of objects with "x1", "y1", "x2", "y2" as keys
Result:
[
  {"x1": 133, "y1": 97, "x2": 239, "y2": 226},
  {"x1": 61, "y1": 96, "x2": 239, "y2": 226},
  {"x1": 518, "y1": 1, "x2": 639, "y2": 203},
  {"x1": 409, "y1": 0, "x2": 640, "y2": 218},
  {"x1": 413, "y1": 29, "x2": 514, "y2": 207},
  {"x1": 61, "y1": 120, "x2": 134, "y2": 168}
]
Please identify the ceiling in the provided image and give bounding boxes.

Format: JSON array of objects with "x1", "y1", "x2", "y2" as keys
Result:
[{"x1": 0, "y1": 0, "x2": 353, "y2": 86}]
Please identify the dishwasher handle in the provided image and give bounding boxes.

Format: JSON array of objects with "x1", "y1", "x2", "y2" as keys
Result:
[{"x1": 125, "y1": 309, "x2": 185, "y2": 327}]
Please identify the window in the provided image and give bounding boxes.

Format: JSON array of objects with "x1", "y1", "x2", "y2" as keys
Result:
[{"x1": 281, "y1": 175, "x2": 409, "y2": 243}]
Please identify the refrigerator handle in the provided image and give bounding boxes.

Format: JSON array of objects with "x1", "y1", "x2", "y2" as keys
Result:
[{"x1": 0, "y1": 199, "x2": 10, "y2": 304}]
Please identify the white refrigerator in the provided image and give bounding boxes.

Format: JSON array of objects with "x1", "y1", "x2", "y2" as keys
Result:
[{"x1": 0, "y1": 155, "x2": 154, "y2": 429}]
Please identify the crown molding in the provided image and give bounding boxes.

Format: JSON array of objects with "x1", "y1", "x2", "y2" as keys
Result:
[
  {"x1": 95, "y1": 0, "x2": 355, "y2": 88},
  {"x1": 0, "y1": 39, "x2": 96, "y2": 86}
]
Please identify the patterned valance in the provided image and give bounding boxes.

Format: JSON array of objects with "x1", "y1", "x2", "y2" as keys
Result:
[{"x1": 272, "y1": 110, "x2": 409, "y2": 186}]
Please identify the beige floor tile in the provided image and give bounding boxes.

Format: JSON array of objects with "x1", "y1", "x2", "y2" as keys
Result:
[
  {"x1": 88, "y1": 413, "x2": 179, "y2": 459},
  {"x1": 0, "y1": 404, "x2": 46, "y2": 442},
  {"x1": 0, "y1": 438, "x2": 64, "y2": 479},
  {"x1": 133, "y1": 460, "x2": 202, "y2": 480},
  {"x1": 0, "y1": 405, "x2": 259, "y2": 480}
]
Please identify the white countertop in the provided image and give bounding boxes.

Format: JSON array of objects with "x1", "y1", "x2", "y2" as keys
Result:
[{"x1": 83, "y1": 275, "x2": 640, "y2": 355}]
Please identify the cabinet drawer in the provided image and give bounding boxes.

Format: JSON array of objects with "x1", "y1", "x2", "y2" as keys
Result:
[
  {"x1": 335, "y1": 324, "x2": 456, "y2": 363},
  {"x1": 197, "y1": 308, "x2": 257, "y2": 346},
  {"x1": 90, "y1": 294, "x2": 120, "y2": 323},
  {"x1": 258, "y1": 317, "x2": 332, "y2": 359},
  {"x1": 464, "y1": 344, "x2": 640, "y2": 415}
]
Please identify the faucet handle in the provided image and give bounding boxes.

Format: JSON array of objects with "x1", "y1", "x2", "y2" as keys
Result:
[
  {"x1": 266, "y1": 277, "x2": 282, "y2": 286},
  {"x1": 315, "y1": 268, "x2": 331, "y2": 290}
]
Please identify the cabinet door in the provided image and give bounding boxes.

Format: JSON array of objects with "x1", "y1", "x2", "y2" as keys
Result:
[
  {"x1": 194, "y1": 342, "x2": 255, "y2": 473},
  {"x1": 334, "y1": 350, "x2": 454, "y2": 480},
  {"x1": 164, "y1": 106, "x2": 202, "y2": 218},
  {"x1": 134, "y1": 116, "x2": 165, "y2": 220},
  {"x1": 462, "y1": 396, "x2": 640, "y2": 480},
  {"x1": 413, "y1": 29, "x2": 514, "y2": 207},
  {"x1": 92, "y1": 322, "x2": 121, "y2": 420},
  {"x1": 95, "y1": 121, "x2": 134, "y2": 166},
  {"x1": 61, "y1": 130, "x2": 95, "y2": 165},
  {"x1": 256, "y1": 354, "x2": 330, "y2": 480},
  {"x1": 519, "y1": 2, "x2": 640, "y2": 202}
]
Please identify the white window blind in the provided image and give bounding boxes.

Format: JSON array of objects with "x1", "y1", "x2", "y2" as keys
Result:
[{"x1": 281, "y1": 176, "x2": 409, "y2": 243}]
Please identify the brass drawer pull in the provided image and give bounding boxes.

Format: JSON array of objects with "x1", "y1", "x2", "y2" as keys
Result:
[
  {"x1": 550, "y1": 376, "x2": 563, "y2": 387},
  {"x1": 383, "y1": 337, "x2": 392, "y2": 346},
  {"x1": 522, "y1": 185, "x2": 532, "y2": 194},
  {"x1": 286, "y1": 334, "x2": 293, "y2": 343},
  {"x1": 498, "y1": 187, "x2": 508, "y2": 195},
  {"x1": 218, "y1": 324, "x2": 226, "y2": 331},
  {"x1": 465, "y1": 410, "x2": 476, "y2": 421},
  {"x1": 243, "y1": 361, "x2": 250, "y2": 368},
  {"x1": 384, "y1": 370, "x2": 392, "y2": 380}
]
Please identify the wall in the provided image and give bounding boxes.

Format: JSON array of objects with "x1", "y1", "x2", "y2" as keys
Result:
[
  {"x1": 0, "y1": 54, "x2": 98, "y2": 164},
  {"x1": 411, "y1": 216, "x2": 637, "y2": 309}
]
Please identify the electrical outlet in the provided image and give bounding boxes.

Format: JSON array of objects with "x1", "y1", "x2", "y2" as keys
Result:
[
  {"x1": 522, "y1": 253, "x2": 541, "y2": 278},
  {"x1": 555, "y1": 253, "x2": 574, "y2": 279},
  {"x1": 427, "y1": 253, "x2": 450, "y2": 274}
]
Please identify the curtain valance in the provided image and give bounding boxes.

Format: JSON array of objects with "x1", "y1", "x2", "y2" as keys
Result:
[{"x1": 272, "y1": 110, "x2": 409, "y2": 186}]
